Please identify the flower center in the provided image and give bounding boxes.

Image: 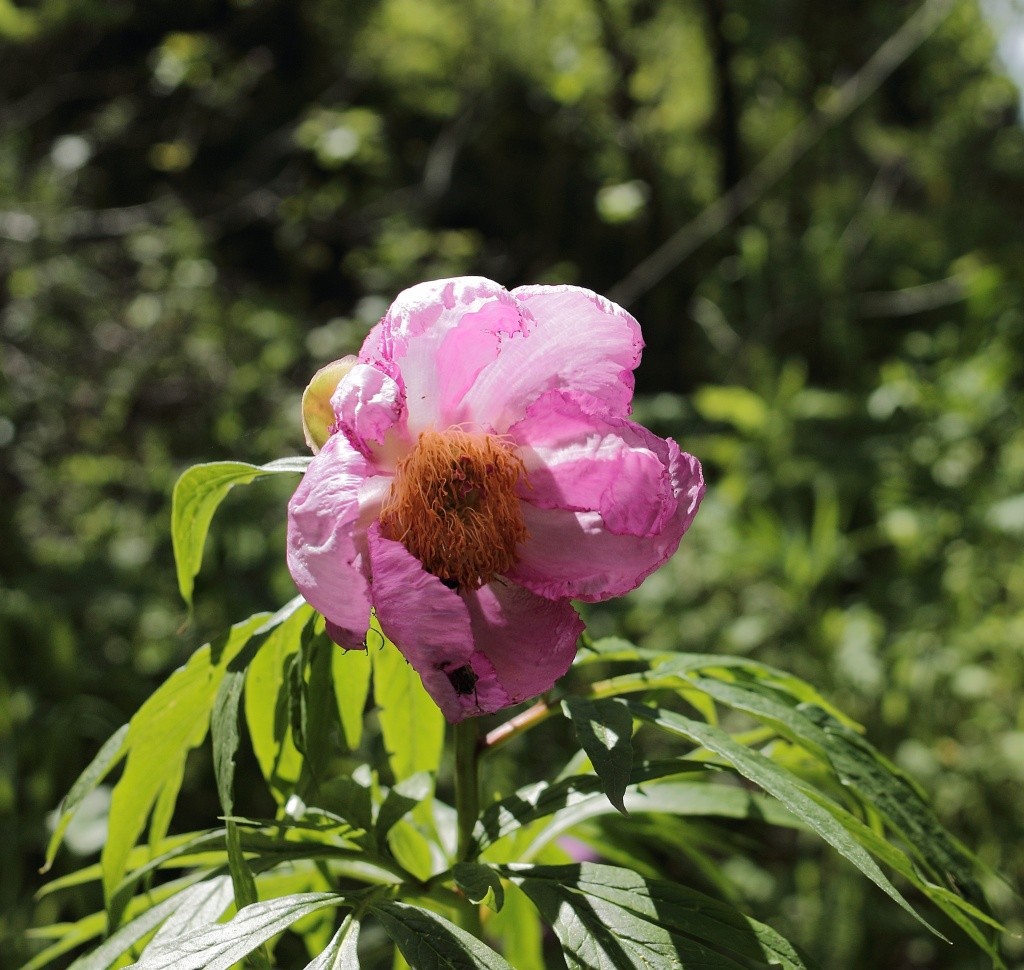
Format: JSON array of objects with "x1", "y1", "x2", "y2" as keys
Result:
[{"x1": 379, "y1": 429, "x2": 528, "y2": 590}]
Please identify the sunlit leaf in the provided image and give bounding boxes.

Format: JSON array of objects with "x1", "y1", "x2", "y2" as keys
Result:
[
  {"x1": 370, "y1": 901, "x2": 514, "y2": 970},
  {"x1": 628, "y1": 703, "x2": 941, "y2": 936},
  {"x1": 171, "y1": 458, "x2": 310, "y2": 607},
  {"x1": 505, "y1": 862, "x2": 816, "y2": 970},
  {"x1": 371, "y1": 632, "x2": 444, "y2": 782},
  {"x1": 303, "y1": 914, "x2": 361, "y2": 970},
  {"x1": 244, "y1": 606, "x2": 311, "y2": 802},
  {"x1": 332, "y1": 642, "x2": 371, "y2": 751},
  {"x1": 44, "y1": 724, "x2": 128, "y2": 871},
  {"x1": 124, "y1": 893, "x2": 347, "y2": 970},
  {"x1": 101, "y1": 602, "x2": 304, "y2": 911}
]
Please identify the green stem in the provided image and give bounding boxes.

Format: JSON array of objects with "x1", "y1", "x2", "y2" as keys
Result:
[{"x1": 454, "y1": 718, "x2": 480, "y2": 862}]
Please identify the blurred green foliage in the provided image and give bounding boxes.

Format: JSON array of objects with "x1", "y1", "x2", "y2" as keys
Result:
[{"x1": 2, "y1": 0, "x2": 1023, "y2": 965}]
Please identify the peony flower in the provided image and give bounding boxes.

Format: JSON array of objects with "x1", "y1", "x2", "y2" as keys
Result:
[{"x1": 287, "y1": 277, "x2": 704, "y2": 722}]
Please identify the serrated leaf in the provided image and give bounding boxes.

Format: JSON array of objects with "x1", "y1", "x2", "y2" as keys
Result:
[
  {"x1": 125, "y1": 892, "x2": 346, "y2": 970},
  {"x1": 62, "y1": 878, "x2": 231, "y2": 970},
  {"x1": 653, "y1": 655, "x2": 857, "y2": 729},
  {"x1": 628, "y1": 703, "x2": 941, "y2": 937},
  {"x1": 44, "y1": 724, "x2": 128, "y2": 871},
  {"x1": 371, "y1": 633, "x2": 444, "y2": 782},
  {"x1": 22, "y1": 875, "x2": 205, "y2": 970},
  {"x1": 691, "y1": 675, "x2": 988, "y2": 906},
  {"x1": 453, "y1": 862, "x2": 505, "y2": 912},
  {"x1": 143, "y1": 876, "x2": 236, "y2": 954},
  {"x1": 562, "y1": 697, "x2": 634, "y2": 815},
  {"x1": 505, "y1": 863, "x2": 816, "y2": 970},
  {"x1": 303, "y1": 914, "x2": 361, "y2": 970},
  {"x1": 371, "y1": 901, "x2": 514, "y2": 970},
  {"x1": 513, "y1": 871, "x2": 746, "y2": 969},
  {"x1": 171, "y1": 457, "x2": 310, "y2": 607}
]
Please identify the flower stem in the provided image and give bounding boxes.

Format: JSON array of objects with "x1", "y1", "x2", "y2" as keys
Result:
[{"x1": 454, "y1": 718, "x2": 480, "y2": 862}]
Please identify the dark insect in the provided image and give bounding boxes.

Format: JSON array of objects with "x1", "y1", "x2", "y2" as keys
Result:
[{"x1": 445, "y1": 663, "x2": 478, "y2": 696}]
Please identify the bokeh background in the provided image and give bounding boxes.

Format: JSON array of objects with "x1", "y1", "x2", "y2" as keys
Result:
[{"x1": 3, "y1": 0, "x2": 1024, "y2": 966}]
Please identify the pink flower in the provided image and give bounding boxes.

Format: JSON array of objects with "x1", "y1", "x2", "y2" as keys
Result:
[{"x1": 287, "y1": 277, "x2": 704, "y2": 722}]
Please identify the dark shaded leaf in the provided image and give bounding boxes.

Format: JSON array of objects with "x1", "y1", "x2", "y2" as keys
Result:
[
  {"x1": 371, "y1": 901, "x2": 514, "y2": 969},
  {"x1": 562, "y1": 696, "x2": 634, "y2": 815}
]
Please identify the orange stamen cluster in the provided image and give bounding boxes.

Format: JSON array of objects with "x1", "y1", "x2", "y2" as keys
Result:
[{"x1": 379, "y1": 429, "x2": 528, "y2": 590}]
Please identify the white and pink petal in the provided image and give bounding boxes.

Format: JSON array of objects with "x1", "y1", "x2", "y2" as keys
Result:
[
  {"x1": 463, "y1": 581, "x2": 583, "y2": 706},
  {"x1": 367, "y1": 524, "x2": 510, "y2": 722},
  {"x1": 508, "y1": 446, "x2": 705, "y2": 602},
  {"x1": 286, "y1": 432, "x2": 386, "y2": 648},
  {"x1": 460, "y1": 284, "x2": 643, "y2": 432},
  {"x1": 330, "y1": 362, "x2": 410, "y2": 463},
  {"x1": 360, "y1": 277, "x2": 533, "y2": 434},
  {"x1": 511, "y1": 389, "x2": 679, "y2": 537}
]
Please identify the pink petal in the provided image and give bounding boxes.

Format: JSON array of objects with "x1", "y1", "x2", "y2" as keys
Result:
[
  {"x1": 367, "y1": 524, "x2": 509, "y2": 722},
  {"x1": 330, "y1": 362, "x2": 410, "y2": 462},
  {"x1": 286, "y1": 433, "x2": 386, "y2": 648},
  {"x1": 460, "y1": 284, "x2": 643, "y2": 432},
  {"x1": 463, "y1": 582, "x2": 583, "y2": 705},
  {"x1": 510, "y1": 389, "x2": 679, "y2": 537},
  {"x1": 360, "y1": 277, "x2": 532, "y2": 434},
  {"x1": 508, "y1": 447, "x2": 705, "y2": 602}
]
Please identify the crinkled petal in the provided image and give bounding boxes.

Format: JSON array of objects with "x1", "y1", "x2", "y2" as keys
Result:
[
  {"x1": 461, "y1": 284, "x2": 643, "y2": 432},
  {"x1": 463, "y1": 582, "x2": 583, "y2": 705},
  {"x1": 511, "y1": 389, "x2": 679, "y2": 536},
  {"x1": 360, "y1": 277, "x2": 532, "y2": 434},
  {"x1": 508, "y1": 447, "x2": 705, "y2": 602},
  {"x1": 286, "y1": 433, "x2": 386, "y2": 647},
  {"x1": 367, "y1": 524, "x2": 509, "y2": 722},
  {"x1": 330, "y1": 362, "x2": 409, "y2": 462}
]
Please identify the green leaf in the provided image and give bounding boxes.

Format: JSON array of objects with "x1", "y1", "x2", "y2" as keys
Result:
[
  {"x1": 653, "y1": 655, "x2": 857, "y2": 729},
  {"x1": 125, "y1": 892, "x2": 347, "y2": 970},
  {"x1": 486, "y1": 882, "x2": 543, "y2": 968},
  {"x1": 370, "y1": 901, "x2": 514, "y2": 970},
  {"x1": 303, "y1": 914, "x2": 361, "y2": 970},
  {"x1": 628, "y1": 703, "x2": 941, "y2": 937},
  {"x1": 474, "y1": 762, "x2": 708, "y2": 853},
  {"x1": 517, "y1": 779, "x2": 802, "y2": 864},
  {"x1": 505, "y1": 862, "x2": 816, "y2": 970},
  {"x1": 371, "y1": 631, "x2": 444, "y2": 782},
  {"x1": 513, "y1": 872, "x2": 746, "y2": 969},
  {"x1": 453, "y1": 862, "x2": 505, "y2": 912},
  {"x1": 44, "y1": 724, "x2": 128, "y2": 871},
  {"x1": 244, "y1": 606, "x2": 310, "y2": 802},
  {"x1": 690, "y1": 675, "x2": 988, "y2": 904},
  {"x1": 65, "y1": 878, "x2": 233, "y2": 970},
  {"x1": 303, "y1": 624, "x2": 346, "y2": 780},
  {"x1": 377, "y1": 772, "x2": 434, "y2": 841},
  {"x1": 102, "y1": 603, "x2": 304, "y2": 910},
  {"x1": 333, "y1": 643, "x2": 371, "y2": 751},
  {"x1": 562, "y1": 697, "x2": 634, "y2": 815},
  {"x1": 140, "y1": 877, "x2": 236, "y2": 955},
  {"x1": 171, "y1": 457, "x2": 309, "y2": 607}
]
